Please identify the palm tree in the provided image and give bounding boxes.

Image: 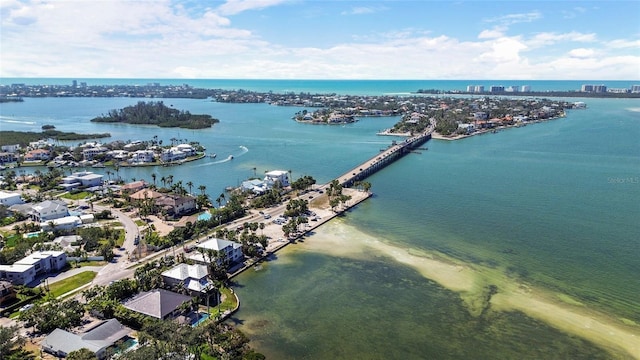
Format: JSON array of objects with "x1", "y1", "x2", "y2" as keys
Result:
[
  {"x1": 186, "y1": 181, "x2": 194, "y2": 195},
  {"x1": 198, "y1": 184, "x2": 206, "y2": 195},
  {"x1": 219, "y1": 193, "x2": 225, "y2": 206},
  {"x1": 252, "y1": 167, "x2": 257, "y2": 178},
  {"x1": 151, "y1": 173, "x2": 157, "y2": 186},
  {"x1": 167, "y1": 175, "x2": 174, "y2": 187},
  {"x1": 160, "y1": 176, "x2": 166, "y2": 188}
]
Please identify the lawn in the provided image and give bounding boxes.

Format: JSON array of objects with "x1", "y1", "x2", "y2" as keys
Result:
[
  {"x1": 60, "y1": 191, "x2": 91, "y2": 200},
  {"x1": 47, "y1": 271, "x2": 97, "y2": 298}
]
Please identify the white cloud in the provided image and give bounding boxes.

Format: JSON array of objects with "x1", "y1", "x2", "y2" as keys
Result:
[
  {"x1": 485, "y1": 11, "x2": 542, "y2": 26},
  {"x1": 607, "y1": 39, "x2": 640, "y2": 49},
  {"x1": 568, "y1": 48, "x2": 595, "y2": 58},
  {"x1": 0, "y1": 1, "x2": 637, "y2": 80},
  {"x1": 216, "y1": 0, "x2": 292, "y2": 16},
  {"x1": 527, "y1": 31, "x2": 597, "y2": 48},
  {"x1": 478, "y1": 27, "x2": 506, "y2": 39},
  {"x1": 341, "y1": 6, "x2": 388, "y2": 16}
]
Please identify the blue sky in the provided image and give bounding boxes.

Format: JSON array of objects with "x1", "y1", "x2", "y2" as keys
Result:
[{"x1": 1, "y1": 0, "x2": 638, "y2": 79}]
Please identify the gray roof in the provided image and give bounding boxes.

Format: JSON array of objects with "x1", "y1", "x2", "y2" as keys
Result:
[
  {"x1": 42, "y1": 319, "x2": 131, "y2": 357},
  {"x1": 122, "y1": 289, "x2": 192, "y2": 319}
]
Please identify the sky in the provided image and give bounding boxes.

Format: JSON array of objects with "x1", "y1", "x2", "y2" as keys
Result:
[{"x1": 1, "y1": 0, "x2": 639, "y2": 80}]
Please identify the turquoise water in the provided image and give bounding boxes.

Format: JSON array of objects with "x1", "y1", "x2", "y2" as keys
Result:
[
  {"x1": 197, "y1": 211, "x2": 212, "y2": 222},
  {"x1": 1, "y1": 81, "x2": 639, "y2": 358},
  {"x1": 192, "y1": 312, "x2": 210, "y2": 327}
]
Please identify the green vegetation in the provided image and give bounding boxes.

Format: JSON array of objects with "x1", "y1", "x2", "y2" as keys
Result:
[
  {"x1": 60, "y1": 191, "x2": 91, "y2": 200},
  {"x1": 91, "y1": 101, "x2": 220, "y2": 129},
  {"x1": 47, "y1": 271, "x2": 97, "y2": 298},
  {"x1": 0, "y1": 130, "x2": 110, "y2": 147}
]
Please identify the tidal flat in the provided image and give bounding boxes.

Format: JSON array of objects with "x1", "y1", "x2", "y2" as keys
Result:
[{"x1": 231, "y1": 220, "x2": 637, "y2": 359}]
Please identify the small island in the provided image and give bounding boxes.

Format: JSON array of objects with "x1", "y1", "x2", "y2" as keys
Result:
[
  {"x1": 91, "y1": 101, "x2": 219, "y2": 129},
  {"x1": 0, "y1": 128, "x2": 110, "y2": 146}
]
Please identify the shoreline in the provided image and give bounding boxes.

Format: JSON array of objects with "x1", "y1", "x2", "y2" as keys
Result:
[{"x1": 285, "y1": 220, "x2": 640, "y2": 360}]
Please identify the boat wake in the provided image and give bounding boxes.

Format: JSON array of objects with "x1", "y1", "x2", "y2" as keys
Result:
[
  {"x1": 191, "y1": 146, "x2": 249, "y2": 167},
  {"x1": 0, "y1": 116, "x2": 37, "y2": 125}
]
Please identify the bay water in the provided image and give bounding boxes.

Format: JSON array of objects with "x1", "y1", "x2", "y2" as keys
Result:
[{"x1": 1, "y1": 81, "x2": 638, "y2": 358}]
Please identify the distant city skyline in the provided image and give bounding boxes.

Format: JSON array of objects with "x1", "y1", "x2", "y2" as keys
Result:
[{"x1": 1, "y1": 0, "x2": 639, "y2": 80}]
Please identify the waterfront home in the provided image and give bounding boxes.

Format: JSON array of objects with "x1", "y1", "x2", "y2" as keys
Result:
[
  {"x1": 23, "y1": 148, "x2": 51, "y2": 162},
  {"x1": 241, "y1": 179, "x2": 268, "y2": 194},
  {"x1": 122, "y1": 289, "x2": 193, "y2": 320},
  {"x1": 160, "y1": 147, "x2": 187, "y2": 162},
  {"x1": 107, "y1": 149, "x2": 129, "y2": 161},
  {"x1": 264, "y1": 170, "x2": 290, "y2": 187},
  {"x1": 161, "y1": 263, "x2": 214, "y2": 297},
  {"x1": 0, "y1": 144, "x2": 20, "y2": 153},
  {"x1": 156, "y1": 194, "x2": 197, "y2": 217},
  {"x1": 28, "y1": 199, "x2": 69, "y2": 222},
  {"x1": 28, "y1": 139, "x2": 53, "y2": 149},
  {"x1": 42, "y1": 319, "x2": 132, "y2": 359},
  {"x1": 120, "y1": 180, "x2": 148, "y2": 194},
  {"x1": 130, "y1": 149, "x2": 155, "y2": 163},
  {"x1": 0, "y1": 190, "x2": 24, "y2": 206},
  {"x1": 0, "y1": 250, "x2": 67, "y2": 285},
  {"x1": 0, "y1": 152, "x2": 18, "y2": 164},
  {"x1": 59, "y1": 171, "x2": 104, "y2": 191},
  {"x1": 82, "y1": 146, "x2": 109, "y2": 161},
  {"x1": 189, "y1": 238, "x2": 244, "y2": 267}
]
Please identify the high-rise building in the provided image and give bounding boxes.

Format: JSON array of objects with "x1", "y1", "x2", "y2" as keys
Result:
[
  {"x1": 489, "y1": 85, "x2": 505, "y2": 92},
  {"x1": 631, "y1": 85, "x2": 640, "y2": 93},
  {"x1": 581, "y1": 84, "x2": 594, "y2": 92},
  {"x1": 521, "y1": 85, "x2": 531, "y2": 92}
]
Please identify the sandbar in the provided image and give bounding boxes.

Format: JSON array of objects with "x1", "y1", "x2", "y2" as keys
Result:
[{"x1": 298, "y1": 220, "x2": 640, "y2": 359}]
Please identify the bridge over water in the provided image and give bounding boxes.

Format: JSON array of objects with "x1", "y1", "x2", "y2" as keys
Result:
[{"x1": 336, "y1": 124, "x2": 434, "y2": 187}]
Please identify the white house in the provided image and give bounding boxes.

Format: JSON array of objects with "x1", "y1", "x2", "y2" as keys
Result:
[
  {"x1": 0, "y1": 144, "x2": 20, "y2": 153},
  {"x1": 0, "y1": 191, "x2": 24, "y2": 207},
  {"x1": 189, "y1": 238, "x2": 244, "y2": 266},
  {"x1": 160, "y1": 148, "x2": 187, "y2": 162},
  {"x1": 60, "y1": 171, "x2": 104, "y2": 190},
  {"x1": 40, "y1": 216, "x2": 82, "y2": 231},
  {"x1": 161, "y1": 263, "x2": 213, "y2": 295},
  {"x1": 23, "y1": 149, "x2": 51, "y2": 161},
  {"x1": 264, "y1": 170, "x2": 290, "y2": 187},
  {"x1": 82, "y1": 146, "x2": 108, "y2": 161},
  {"x1": 130, "y1": 150, "x2": 155, "y2": 163},
  {"x1": 29, "y1": 200, "x2": 68, "y2": 222},
  {"x1": 0, "y1": 250, "x2": 67, "y2": 285}
]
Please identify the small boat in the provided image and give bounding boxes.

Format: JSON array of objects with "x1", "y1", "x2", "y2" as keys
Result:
[
  {"x1": 209, "y1": 153, "x2": 217, "y2": 158},
  {"x1": 227, "y1": 155, "x2": 234, "y2": 160},
  {"x1": 92, "y1": 163, "x2": 105, "y2": 168}
]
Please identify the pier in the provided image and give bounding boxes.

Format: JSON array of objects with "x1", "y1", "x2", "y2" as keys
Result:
[{"x1": 337, "y1": 124, "x2": 434, "y2": 187}]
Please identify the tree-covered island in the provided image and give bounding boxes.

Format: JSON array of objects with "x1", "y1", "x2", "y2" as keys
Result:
[
  {"x1": 0, "y1": 128, "x2": 110, "y2": 147},
  {"x1": 91, "y1": 101, "x2": 219, "y2": 129}
]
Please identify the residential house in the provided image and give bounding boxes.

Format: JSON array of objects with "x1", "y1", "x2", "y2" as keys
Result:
[
  {"x1": 42, "y1": 319, "x2": 132, "y2": 359},
  {"x1": 59, "y1": 171, "x2": 104, "y2": 191},
  {"x1": 0, "y1": 251, "x2": 67, "y2": 285},
  {"x1": 122, "y1": 289, "x2": 193, "y2": 320},
  {"x1": 82, "y1": 146, "x2": 108, "y2": 161},
  {"x1": 190, "y1": 238, "x2": 244, "y2": 266},
  {"x1": 130, "y1": 149, "x2": 155, "y2": 163},
  {"x1": 156, "y1": 194, "x2": 196, "y2": 217},
  {"x1": 264, "y1": 170, "x2": 290, "y2": 187},
  {"x1": 161, "y1": 263, "x2": 214, "y2": 296},
  {"x1": 0, "y1": 280, "x2": 17, "y2": 305},
  {"x1": 0, "y1": 152, "x2": 18, "y2": 164},
  {"x1": 0, "y1": 191, "x2": 24, "y2": 206},
  {"x1": 29, "y1": 199, "x2": 68, "y2": 222},
  {"x1": 120, "y1": 180, "x2": 147, "y2": 195},
  {"x1": 160, "y1": 147, "x2": 187, "y2": 162},
  {"x1": 39, "y1": 216, "x2": 82, "y2": 231},
  {"x1": 23, "y1": 149, "x2": 51, "y2": 162},
  {"x1": 0, "y1": 144, "x2": 20, "y2": 153}
]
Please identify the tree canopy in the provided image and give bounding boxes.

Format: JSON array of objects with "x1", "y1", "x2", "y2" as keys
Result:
[{"x1": 91, "y1": 101, "x2": 219, "y2": 129}]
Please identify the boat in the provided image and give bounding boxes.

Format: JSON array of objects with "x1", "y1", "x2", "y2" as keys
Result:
[
  {"x1": 92, "y1": 163, "x2": 105, "y2": 168},
  {"x1": 209, "y1": 153, "x2": 217, "y2": 158},
  {"x1": 227, "y1": 155, "x2": 234, "y2": 160}
]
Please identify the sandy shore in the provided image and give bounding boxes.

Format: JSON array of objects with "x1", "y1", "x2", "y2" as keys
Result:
[{"x1": 296, "y1": 221, "x2": 640, "y2": 360}]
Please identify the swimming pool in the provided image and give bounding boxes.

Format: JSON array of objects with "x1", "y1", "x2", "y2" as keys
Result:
[
  {"x1": 192, "y1": 312, "x2": 210, "y2": 327},
  {"x1": 197, "y1": 211, "x2": 211, "y2": 221}
]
